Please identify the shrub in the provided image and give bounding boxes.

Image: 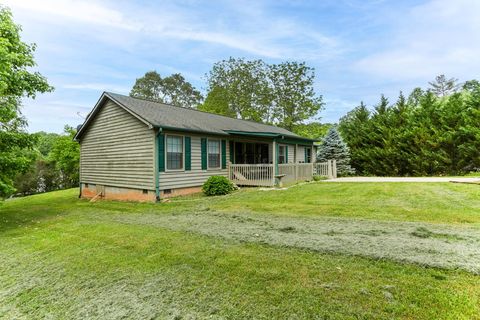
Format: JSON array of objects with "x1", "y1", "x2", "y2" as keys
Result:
[
  {"x1": 202, "y1": 176, "x2": 236, "y2": 196},
  {"x1": 313, "y1": 175, "x2": 327, "y2": 182}
]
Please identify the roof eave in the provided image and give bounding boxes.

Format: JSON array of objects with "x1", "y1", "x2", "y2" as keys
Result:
[
  {"x1": 155, "y1": 125, "x2": 229, "y2": 137},
  {"x1": 224, "y1": 130, "x2": 318, "y2": 143}
]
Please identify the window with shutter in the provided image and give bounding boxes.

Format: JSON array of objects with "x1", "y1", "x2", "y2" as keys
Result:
[
  {"x1": 185, "y1": 136, "x2": 191, "y2": 171},
  {"x1": 158, "y1": 134, "x2": 165, "y2": 172},
  {"x1": 201, "y1": 138, "x2": 207, "y2": 170}
]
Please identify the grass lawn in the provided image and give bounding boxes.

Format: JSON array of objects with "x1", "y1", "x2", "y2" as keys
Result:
[
  {"x1": 1, "y1": 183, "x2": 480, "y2": 319},
  {"x1": 193, "y1": 182, "x2": 480, "y2": 224}
]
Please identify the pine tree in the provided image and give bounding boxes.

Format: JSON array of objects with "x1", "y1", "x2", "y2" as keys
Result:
[
  {"x1": 428, "y1": 74, "x2": 460, "y2": 97},
  {"x1": 317, "y1": 127, "x2": 355, "y2": 176}
]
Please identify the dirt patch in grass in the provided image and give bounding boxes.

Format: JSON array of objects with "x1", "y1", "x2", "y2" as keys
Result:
[{"x1": 105, "y1": 211, "x2": 480, "y2": 274}]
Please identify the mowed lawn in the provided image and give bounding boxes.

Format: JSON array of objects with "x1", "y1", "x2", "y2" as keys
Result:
[{"x1": 1, "y1": 183, "x2": 480, "y2": 319}]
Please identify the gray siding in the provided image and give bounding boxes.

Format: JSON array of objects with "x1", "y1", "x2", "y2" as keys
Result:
[
  {"x1": 80, "y1": 100, "x2": 155, "y2": 190},
  {"x1": 297, "y1": 146, "x2": 306, "y2": 163},
  {"x1": 287, "y1": 144, "x2": 295, "y2": 163},
  {"x1": 159, "y1": 132, "x2": 230, "y2": 190}
]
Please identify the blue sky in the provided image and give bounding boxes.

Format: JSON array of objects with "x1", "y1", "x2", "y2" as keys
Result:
[{"x1": 5, "y1": 0, "x2": 480, "y2": 133}]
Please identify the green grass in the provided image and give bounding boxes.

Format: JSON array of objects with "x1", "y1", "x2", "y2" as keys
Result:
[
  {"x1": 1, "y1": 184, "x2": 480, "y2": 319},
  {"x1": 201, "y1": 182, "x2": 480, "y2": 224}
]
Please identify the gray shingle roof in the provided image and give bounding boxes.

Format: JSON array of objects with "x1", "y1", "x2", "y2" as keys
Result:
[{"x1": 105, "y1": 92, "x2": 309, "y2": 139}]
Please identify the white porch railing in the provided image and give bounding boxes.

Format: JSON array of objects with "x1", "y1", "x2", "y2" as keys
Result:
[
  {"x1": 314, "y1": 160, "x2": 337, "y2": 179},
  {"x1": 278, "y1": 163, "x2": 315, "y2": 183},
  {"x1": 228, "y1": 160, "x2": 337, "y2": 187},
  {"x1": 228, "y1": 163, "x2": 275, "y2": 187}
]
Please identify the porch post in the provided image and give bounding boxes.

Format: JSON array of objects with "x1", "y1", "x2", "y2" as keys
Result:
[
  {"x1": 272, "y1": 139, "x2": 277, "y2": 186},
  {"x1": 295, "y1": 143, "x2": 299, "y2": 181},
  {"x1": 327, "y1": 160, "x2": 333, "y2": 179}
]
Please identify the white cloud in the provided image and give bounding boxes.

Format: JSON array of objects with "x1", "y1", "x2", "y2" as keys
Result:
[
  {"x1": 355, "y1": 0, "x2": 480, "y2": 81},
  {"x1": 63, "y1": 83, "x2": 131, "y2": 93},
  {"x1": 5, "y1": 0, "x2": 341, "y2": 60},
  {"x1": 3, "y1": 0, "x2": 140, "y2": 30}
]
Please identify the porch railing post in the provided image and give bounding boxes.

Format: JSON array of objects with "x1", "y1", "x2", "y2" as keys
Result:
[
  {"x1": 333, "y1": 159, "x2": 337, "y2": 178},
  {"x1": 272, "y1": 139, "x2": 277, "y2": 187},
  {"x1": 327, "y1": 160, "x2": 333, "y2": 179},
  {"x1": 227, "y1": 161, "x2": 231, "y2": 180}
]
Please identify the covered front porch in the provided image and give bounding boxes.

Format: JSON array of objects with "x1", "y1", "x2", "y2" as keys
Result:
[
  {"x1": 225, "y1": 133, "x2": 335, "y2": 187},
  {"x1": 228, "y1": 161, "x2": 336, "y2": 187}
]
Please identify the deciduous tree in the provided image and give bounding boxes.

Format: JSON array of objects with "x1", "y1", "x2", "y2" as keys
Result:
[
  {"x1": 130, "y1": 71, "x2": 202, "y2": 108},
  {"x1": 204, "y1": 57, "x2": 272, "y2": 122},
  {"x1": 269, "y1": 61, "x2": 324, "y2": 131},
  {"x1": 0, "y1": 6, "x2": 53, "y2": 198}
]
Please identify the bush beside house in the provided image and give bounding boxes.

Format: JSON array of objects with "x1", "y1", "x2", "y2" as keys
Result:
[{"x1": 202, "y1": 176, "x2": 237, "y2": 196}]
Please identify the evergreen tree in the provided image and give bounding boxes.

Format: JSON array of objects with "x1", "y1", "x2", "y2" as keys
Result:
[
  {"x1": 317, "y1": 127, "x2": 355, "y2": 176},
  {"x1": 338, "y1": 77, "x2": 480, "y2": 176},
  {"x1": 429, "y1": 74, "x2": 460, "y2": 97}
]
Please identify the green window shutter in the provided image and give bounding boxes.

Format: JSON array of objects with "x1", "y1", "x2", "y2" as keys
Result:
[
  {"x1": 201, "y1": 138, "x2": 207, "y2": 170},
  {"x1": 304, "y1": 148, "x2": 308, "y2": 163},
  {"x1": 158, "y1": 134, "x2": 165, "y2": 172},
  {"x1": 221, "y1": 140, "x2": 227, "y2": 169},
  {"x1": 285, "y1": 145, "x2": 289, "y2": 163},
  {"x1": 185, "y1": 136, "x2": 191, "y2": 171},
  {"x1": 229, "y1": 140, "x2": 234, "y2": 164}
]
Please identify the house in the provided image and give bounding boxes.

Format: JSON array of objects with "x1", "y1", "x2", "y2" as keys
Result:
[{"x1": 74, "y1": 92, "x2": 320, "y2": 202}]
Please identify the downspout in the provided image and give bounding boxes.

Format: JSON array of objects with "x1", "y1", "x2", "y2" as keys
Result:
[{"x1": 155, "y1": 128, "x2": 162, "y2": 202}]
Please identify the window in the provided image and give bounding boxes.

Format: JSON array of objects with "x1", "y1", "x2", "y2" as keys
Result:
[
  {"x1": 166, "y1": 135, "x2": 183, "y2": 170},
  {"x1": 208, "y1": 139, "x2": 221, "y2": 168},
  {"x1": 305, "y1": 147, "x2": 312, "y2": 163},
  {"x1": 278, "y1": 145, "x2": 286, "y2": 164}
]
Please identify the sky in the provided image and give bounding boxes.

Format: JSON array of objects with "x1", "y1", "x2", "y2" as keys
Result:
[{"x1": 4, "y1": 0, "x2": 480, "y2": 133}]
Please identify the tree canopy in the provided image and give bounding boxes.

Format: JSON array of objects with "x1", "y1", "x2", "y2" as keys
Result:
[
  {"x1": 130, "y1": 71, "x2": 203, "y2": 108},
  {"x1": 339, "y1": 77, "x2": 480, "y2": 176},
  {"x1": 0, "y1": 6, "x2": 53, "y2": 198},
  {"x1": 14, "y1": 126, "x2": 80, "y2": 196},
  {"x1": 203, "y1": 58, "x2": 272, "y2": 122},
  {"x1": 203, "y1": 57, "x2": 324, "y2": 129}
]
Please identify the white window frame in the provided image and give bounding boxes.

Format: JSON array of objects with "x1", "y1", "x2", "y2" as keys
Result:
[
  {"x1": 165, "y1": 134, "x2": 185, "y2": 172},
  {"x1": 278, "y1": 145, "x2": 286, "y2": 164},
  {"x1": 207, "y1": 138, "x2": 221, "y2": 170}
]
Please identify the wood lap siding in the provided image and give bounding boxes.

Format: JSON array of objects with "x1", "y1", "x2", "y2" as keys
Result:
[
  {"x1": 297, "y1": 146, "x2": 306, "y2": 163},
  {"x1": 159, "y1": 133, "x2": 229, "y2": 190},
  {"x1": 80, "y1": 101, "x2": 155, "y2": 190},
  {"x1": 287, "y1": 145, "x2": 294, "y2": 163}
]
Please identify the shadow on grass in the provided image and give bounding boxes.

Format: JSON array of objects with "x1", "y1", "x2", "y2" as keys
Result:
[
  {"x1": 0, "y1": 189, "x2": 81, "y2": 232},
  {"x1": 0, "y1": 188, "x2": 180, "y2": 233}
]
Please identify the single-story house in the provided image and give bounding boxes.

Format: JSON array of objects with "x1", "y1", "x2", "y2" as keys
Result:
[{"x1": 74, "y1": 92, "x2": 320, "y2": 202}]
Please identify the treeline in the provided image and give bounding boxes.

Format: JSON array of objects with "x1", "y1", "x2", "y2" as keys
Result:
[
  {"x1": 13, "y1": 126, "x2": 79, "y2": 196},
  {"x1": 130, "y1": 58, "x2": 326, "y2": 136},
  {"x1": 339, "y1": 77, "x2": 480, "y2": 176}
]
